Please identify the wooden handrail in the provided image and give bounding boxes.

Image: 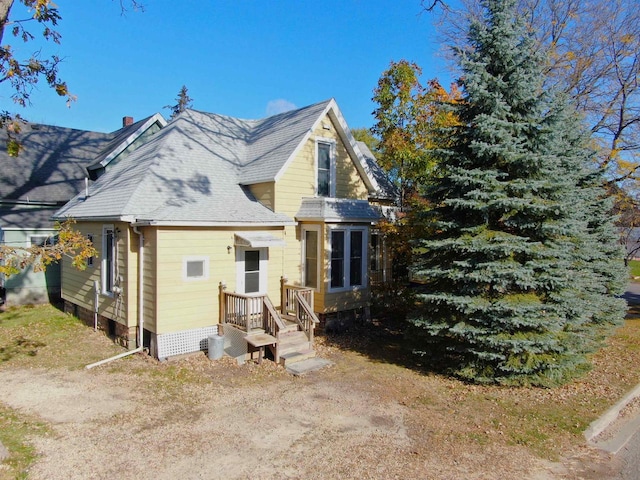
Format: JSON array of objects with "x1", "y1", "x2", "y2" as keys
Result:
[
  {"x1": 263, "y1": 296, "x2": 286, "y2": 335},
  {"x1": 294, "y1": 290, "x2": 319, "y2": 345},
  {"x1": 220, "y1": 289, "x2": 286, "y2": 333},
  {"x1": 221, "y1": 290, "x2": 265, "y2": 332},
  {"x1": 281, "y1": 281, "x2": 314, "y2": 317}
]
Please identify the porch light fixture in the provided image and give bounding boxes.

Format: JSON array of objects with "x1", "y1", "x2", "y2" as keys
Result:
[{"x1": 227, "y1": 245, "x2": 232, "y2": 254}]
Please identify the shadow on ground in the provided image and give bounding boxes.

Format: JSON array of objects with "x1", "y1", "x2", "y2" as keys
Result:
[
  {"x1": 321, "y1": 288, "x2": 640, "y2": 378},
  {"x1": 319, "y1": 313, "x2": 441, "y2": 375}
]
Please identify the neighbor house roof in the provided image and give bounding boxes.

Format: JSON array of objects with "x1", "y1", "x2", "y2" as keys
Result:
[
  {"x1": 54, "y1": 99, "x2": 382, "y2": 227},
  {"x1": 1, "y1": 124, "x2": 113, "y2": 204},
  {"x1": 356, "y1": 141, "x2": 399, "y2": 201},
  {"x1": 0, "y1": 114, "x2": 166, "y2": 229}
]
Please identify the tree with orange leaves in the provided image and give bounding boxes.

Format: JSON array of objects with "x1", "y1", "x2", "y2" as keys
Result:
[{"x1": 371, "y1": 60, "x2": 462, "y2": 212}]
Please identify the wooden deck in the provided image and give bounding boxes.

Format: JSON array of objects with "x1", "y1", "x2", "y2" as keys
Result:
[{"x1": 219, "y1": 280, "x2": 319, "y2": 366}]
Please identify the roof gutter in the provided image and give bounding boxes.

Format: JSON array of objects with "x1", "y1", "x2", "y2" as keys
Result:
[
  {"x1": 86, "y1": 224, "x2": 145, "y2": 369},
  {"x1": 131, "y1": 219, "x2": 297, "y2": 227}
]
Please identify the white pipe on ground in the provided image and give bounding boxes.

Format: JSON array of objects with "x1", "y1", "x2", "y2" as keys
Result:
[
  {"x1": 85, "y1": 347, "x2": 143, "y2": 369},
  {"x1": 85, "y1": 225, "x2": 145, "y2": 370}
]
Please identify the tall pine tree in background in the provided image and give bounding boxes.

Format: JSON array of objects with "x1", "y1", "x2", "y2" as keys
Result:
[
  {"x1": 165, "y1": 85, "x2": 194, "y2": 119},
  {"x1": 411, "y1": 0, "x2": 626, "y2": 386}
]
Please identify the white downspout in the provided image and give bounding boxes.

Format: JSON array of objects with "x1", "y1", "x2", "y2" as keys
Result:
[{"x1": 86, "y1": 226, "x2": 145, "y2": 369}]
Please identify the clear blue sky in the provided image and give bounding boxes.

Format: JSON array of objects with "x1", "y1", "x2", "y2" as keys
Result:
[{"x1": 4, "y1": 0, "x2": 457, "y2": 133}]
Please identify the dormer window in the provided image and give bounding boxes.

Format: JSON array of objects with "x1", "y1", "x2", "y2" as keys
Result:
[{"x1": 316, "y1": 140, "x2": 335, "y2": 197}]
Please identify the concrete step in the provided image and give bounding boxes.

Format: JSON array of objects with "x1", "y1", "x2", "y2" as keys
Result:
[{"x1": 286, "y1": 357, "x2": 333, "y2": 376}]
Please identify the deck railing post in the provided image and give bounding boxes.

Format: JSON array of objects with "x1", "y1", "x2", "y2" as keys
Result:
[
  {"x1": 280, "y1": 276, "x2": 287, "y2": 314},
  {"x1": 219, "y1": 281, "x2": 227, "y2": 324}
]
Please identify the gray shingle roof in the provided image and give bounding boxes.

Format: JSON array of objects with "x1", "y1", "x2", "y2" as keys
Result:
[
  {"x1": 0, "y1": 124, "x2": 113, "y2": 204},
  {"x1": 0, "y1": 116, "x2": 166, "y2": 203},
  {"x1": 0, "y1": 206, "x2": 59, "y2": 230},
  {"x1": 1, "y1": 115, "x2": 166, "y2": 229},
  {"x1": 54, "y1": 107, "x2": 301, "y2": 225},
  {"x1": 296, "y1": 198, "x2": 380, "y2": 222},
  {"x1": 356, "y1": 141, "x2": 399, "y2": 201},
  {"x1": 241, "y1": 100, "x2": 331, "y2": 184},
  {"x1": 54, "y1": 100, "x2": 383, "y2": 226},
  {"x1": 87, "y1": 114, "x2": 167, "y2": 173}
]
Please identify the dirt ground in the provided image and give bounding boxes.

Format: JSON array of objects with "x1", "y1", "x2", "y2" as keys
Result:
[{"x1": 0, "y1": 333, "x2": 624, "y2": 480}]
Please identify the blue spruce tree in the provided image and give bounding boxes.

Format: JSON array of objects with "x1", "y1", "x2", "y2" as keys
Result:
[{"x1": 411, "y1": 0, "x2": 627, "y2": 386}]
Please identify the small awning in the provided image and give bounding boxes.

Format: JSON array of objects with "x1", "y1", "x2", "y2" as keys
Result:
[{"x1": 234, "y1": 232, "x2": 286, "y2": 248}]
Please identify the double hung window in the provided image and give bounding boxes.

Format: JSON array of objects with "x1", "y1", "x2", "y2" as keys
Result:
[
  {"x1": 329, "y1": 227, "x2": 367, "y2": 291},
  {"x1": 102, "y1": 225, "x2": 116, "y2": 295},
  {"x1": 316, "y1": 141, "x2": 335, "y2": 197}
]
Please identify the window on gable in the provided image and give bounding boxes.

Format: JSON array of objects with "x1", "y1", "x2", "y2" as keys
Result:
[
  {"x1": 317, "y1": 142, "x2": 333, "y2": 197},
  {"x1": 329, "y1": 228, "x2": 367, "y2": 291}
]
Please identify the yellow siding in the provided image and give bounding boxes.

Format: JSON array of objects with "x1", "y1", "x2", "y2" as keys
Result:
[
  {"x1": 141, "y1": 227, "x2": 157, "y2": 332},
  {"x1": 274, "y1": 113, "x2": 371, "y2": 307},
  {"x1": 274, "y1": 113, "x2": 369, "y2": 217},
  {"x1": 153, "y1": 226, "x2": 287, "y2": 334},
  {"x1": 63, "y1": 112, "x2": 375, "y2": 334},
  {"x1": 275, "y1": 147, "x2": 316, "y2": 218},
  {"x1": 248, "y1": 182, "x2": 275, "y2": 211},
  {"x1": 61, "y1": 221, "x2": 136, "y2": 328}
]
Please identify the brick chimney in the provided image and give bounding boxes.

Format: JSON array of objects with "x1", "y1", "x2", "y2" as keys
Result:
[{"x1": 122, "y1": 116, "x2": 134, "y2": 127}]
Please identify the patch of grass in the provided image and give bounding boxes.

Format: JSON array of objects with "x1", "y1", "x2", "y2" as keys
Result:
[
  {"x1": 0, "y1": 304, "x2": 124, "y2": 369},
  {"x1": 323, "y1": 312, "x2": 640, "y2": 462},
  {"x1": 629, "y1": 259, "x2": 640, "y2": 277},
  {"x1": 2, "y1": 303, "x2": 640, "y2": 472},
  {"x1": 0, "y1": 404, "x2": 50, "y2": 480}
]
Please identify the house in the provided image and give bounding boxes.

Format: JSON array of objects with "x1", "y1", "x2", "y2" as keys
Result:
[
  {"x1": 0, "y1": 114, "x2": 167, "y2": 306},
  {"x1": 54, "y1": 99, "x2": 392, "y2": 363},
  {"x1": 356, "y1": 140, "x2": 398, "y2": 285}
]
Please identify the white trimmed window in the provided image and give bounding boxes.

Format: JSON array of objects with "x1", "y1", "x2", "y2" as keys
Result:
[
  {"x1": 183, "y1": 256, "x2": 209, "y2": 281},
  {"x1": 86, "y1": 234, "x2": 94, "y2": 267},
  {"x1": 101, "y1": 225, "x2": 116, "y2": 295},
  {"x1": 328, "y1": 227, "x2": 367, "y2": 292},
  {"x1": 28, "y1": 234, "x2": 56, "y2": 247},
  {"x1": 302, "y1": 226, "x2": 320, "y2": 289},
  {"x1": 316, "y1": 140, "x2": 336, "y2": 197}
]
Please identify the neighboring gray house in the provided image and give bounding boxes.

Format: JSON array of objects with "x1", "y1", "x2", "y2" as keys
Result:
[{"x1": 0, "y1": 114, "x2": 166, "y2": 306}]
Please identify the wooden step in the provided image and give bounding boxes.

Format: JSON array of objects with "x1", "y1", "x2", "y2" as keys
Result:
[
  {"x1": 279, "y1": 321, "x2": 299, "y2": 334},
  {"x1": 279, "y1": 349, "x2": 316, "y2": 366},
  {"x1": 277, "y1": 331, "x2": 310, "y2": 357}
]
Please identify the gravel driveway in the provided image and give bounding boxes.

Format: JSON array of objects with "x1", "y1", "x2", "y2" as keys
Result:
[{"x1": 0, "y1": 338, "x2": 630, "y2": 480}]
